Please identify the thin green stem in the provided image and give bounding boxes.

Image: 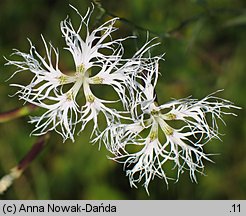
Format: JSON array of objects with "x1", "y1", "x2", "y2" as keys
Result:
[
  {"x1": 99, "y1": 5, "x2": 245, "y2": 40},
  {"x1": 0, "y1": 104, "x2": 37, "y2": 123}
]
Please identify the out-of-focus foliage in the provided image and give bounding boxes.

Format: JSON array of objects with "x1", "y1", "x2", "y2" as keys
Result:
[{"x1": 0, "y1": 0, "x2": 245, "y2": 199}]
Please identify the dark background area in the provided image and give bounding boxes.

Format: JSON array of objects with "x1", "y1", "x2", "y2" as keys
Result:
[{"x1": 0, "y1": 0, "x2": 245, "y2": 199}]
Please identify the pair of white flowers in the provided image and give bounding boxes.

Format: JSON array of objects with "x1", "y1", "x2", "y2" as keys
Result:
[{"x1": 6, "y1": 5, "x2": 238, "y2": 193}]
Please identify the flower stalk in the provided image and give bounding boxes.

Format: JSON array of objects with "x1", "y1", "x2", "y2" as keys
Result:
[
  {"x1": 0, "y1": 104, "x2": 36, "y2": 123},
  {"x1": 0, "y1": 134, "x2": 49, "y2": 194}
]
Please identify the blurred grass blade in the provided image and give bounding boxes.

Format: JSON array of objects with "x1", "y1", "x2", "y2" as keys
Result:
[
  {"x1": 0, "y1": 134, "x2": 49, "y2": 194},
  {"x1": 223, "y1": 13, "x2": 246, "y2": 27},
  {"x1": 0, "y1": 104, "x2": 36, "y2": 123}
]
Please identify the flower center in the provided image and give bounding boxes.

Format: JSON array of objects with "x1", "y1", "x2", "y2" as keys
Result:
[
  {"x1": 151, "y1": 109, "x2": 159, "y2": 116},
  {"x1": 163, "y1": 113, "x2": 176, "y2": 120},
  {"x1": 91, "y1": 76, "x2": 104, "y2": 84},
  {"x1": 76, "y1": 64, "x2": 85, "y2": 74},
  {"x1": 58, "y1": 75, "x2": 68, "y2": 84},
  {"x1": 86, "y1": 94, "x2": 95, "y2": 103},
  {"x1": 149, "y1": 130, "x2": 158, "y2": 141},
  {"x1": 66, "y1": 92, "x2": 73, "y2": 101},
  {"x1": 157, "y1": 117, "x2": 174, "y2": 136}
]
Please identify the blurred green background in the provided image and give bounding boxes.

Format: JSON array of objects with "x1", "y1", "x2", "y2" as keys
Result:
[{"x1": 0, "y1": 0, "x2": 245, "y2": 199}]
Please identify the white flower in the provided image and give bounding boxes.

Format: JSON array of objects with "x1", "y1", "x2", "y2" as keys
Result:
[
  {"x1": 106, "y1": 69, "x2": 239, "y2": 192},
  {"x1": 6, "y1": 6, "x2": 128, "y2": 141},
  {"x1": 6, "y1": 5, "x2": 159, "y2": 142}
]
